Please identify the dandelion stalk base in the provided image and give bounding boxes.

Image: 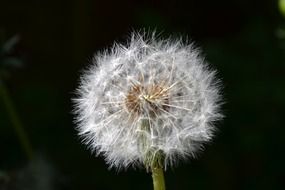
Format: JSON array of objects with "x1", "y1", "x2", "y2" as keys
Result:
[{"x1": 151, "y1": 166, "x2": 165, "y2": 190}]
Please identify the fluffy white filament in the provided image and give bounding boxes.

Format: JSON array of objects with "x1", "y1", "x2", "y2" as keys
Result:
[{"x1": 74, "y1": 33, "x2": 223, "y2": 170}]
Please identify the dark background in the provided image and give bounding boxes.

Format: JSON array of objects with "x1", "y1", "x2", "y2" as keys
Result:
[{"x1": 1, "y1": 0, "x2": 285, "y2": 189}]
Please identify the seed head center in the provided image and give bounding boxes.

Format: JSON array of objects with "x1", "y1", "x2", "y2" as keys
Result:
[{"x1": 125, "y1": 83, "x2": 169, "y2": 117}]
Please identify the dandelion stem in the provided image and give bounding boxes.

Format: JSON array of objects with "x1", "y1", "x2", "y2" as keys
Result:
[
  {"x1": 139, "y1": 119, "x2": 166, "y2": 190},
  {"x1": 0, "y1": 82, "x2": 33, "y2": 160},
  {"x1": 151, "y1": 165, "x2": 165, "y2": 190}
]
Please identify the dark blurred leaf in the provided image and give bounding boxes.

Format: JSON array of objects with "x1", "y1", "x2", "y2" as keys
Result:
[
  {"x1": 1, "y1": 57, "x2": 22, "y2": 68},
  {"x1": 0, "y1": 34, "x2": 23, "y2": 80},
  {"x1": 1, "y1": 35, "x2": 20, "y2": 55}
]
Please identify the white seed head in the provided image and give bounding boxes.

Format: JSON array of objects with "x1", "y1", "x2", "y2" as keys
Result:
[{"x1": 73, "y1": 32, "x2": 223, "y2": 170}]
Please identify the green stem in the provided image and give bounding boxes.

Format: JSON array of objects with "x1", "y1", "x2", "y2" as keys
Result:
[
  {"x1": 139, "y1": 119, "x2": 166, "y2": 190},
  {"x1": 0, "y1": 82, "x2": 33, "y2": 160},
  {"x1": 152, "y1": 166, "x2": 166, "y2": 190}
]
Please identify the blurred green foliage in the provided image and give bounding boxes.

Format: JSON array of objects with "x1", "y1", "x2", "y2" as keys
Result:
[{"x1": 279, "y1": 0, "x2": 285, "y2": 18}]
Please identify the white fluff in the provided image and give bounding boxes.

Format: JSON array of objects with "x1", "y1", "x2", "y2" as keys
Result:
[{"x1": 73, "y1": 32, "x2": 223, "y2": 170}]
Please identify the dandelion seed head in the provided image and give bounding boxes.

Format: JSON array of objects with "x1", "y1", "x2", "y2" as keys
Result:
[{"x1": 73, "y1": 32, "x2": 223, "y2": 170}]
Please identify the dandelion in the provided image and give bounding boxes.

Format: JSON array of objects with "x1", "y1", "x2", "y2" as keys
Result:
[{"x1": 73, "y1": 32, "x2": 223, "y2": 190}]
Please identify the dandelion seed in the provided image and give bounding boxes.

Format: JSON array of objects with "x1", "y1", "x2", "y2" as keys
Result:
[{"x1": 73, "y1": 32, "x2": 223, "y2": 190}]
